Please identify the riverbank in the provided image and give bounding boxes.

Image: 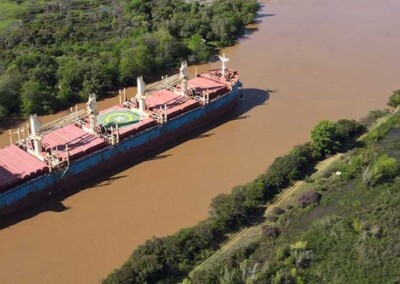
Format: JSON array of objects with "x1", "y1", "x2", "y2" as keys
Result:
[
  {"x1": 186, "y1": 108, "x2": 400, "y2": 282},
  {"x1": 1, "y1": 0, "x2": 400, "y2": 283}
]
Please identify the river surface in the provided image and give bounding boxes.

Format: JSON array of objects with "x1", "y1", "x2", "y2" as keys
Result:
[{"x1": 1, "y1": 0, "x2": 400, "y2": 283}]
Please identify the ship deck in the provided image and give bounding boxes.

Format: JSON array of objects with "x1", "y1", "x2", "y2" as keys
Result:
[
  {"x1": 0, "y1": 145, "x2": 47, "y2": 191},
  {"x1": 0, "y1": 69, "x2": 239, "y2": 192},
  {"x1": 41, "y1": 124, "x2": 107, "y2": 160},
  {"x1": 146, "y1": 89, "x2": 200, "y2": 119}
]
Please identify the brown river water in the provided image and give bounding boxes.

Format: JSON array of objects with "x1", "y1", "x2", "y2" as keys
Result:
[{"x1": 1, "y1": 0, "x2": 400, "y2": 283}]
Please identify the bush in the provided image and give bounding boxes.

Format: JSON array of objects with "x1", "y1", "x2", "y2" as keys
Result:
[
  {"x1": 311, "y1": 120, "x2": 339, "y2": 156},
  {"x1": 265, "y1": 153, "x2": 308, "y2": 191},
  {"x1": 335, "y1": 119, "x2": 365, "y2": 145},
  {"x1": 387, "y1": 90, "x2": 400, "y2": 107},
  {"x1": 291, "y1": 142, "x2": 317, "y2": 163},
  {"x1": 372, "y1": 154, "x2": 399, "y2": 184},
  {"x1": 298, "y1": 190, "x2": 321, "y2": 208},
  {"x1": 360, "y1": 109, "x2": 390, "y2": 129}
]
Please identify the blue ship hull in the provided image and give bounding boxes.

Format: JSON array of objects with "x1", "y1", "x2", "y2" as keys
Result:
[{"x1": 0, "y1": 82, "x2": 240, "y2": 216}]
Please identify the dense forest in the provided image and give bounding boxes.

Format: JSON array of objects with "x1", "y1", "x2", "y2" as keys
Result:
[
  {"x1": 0, "y1": 0, "x2": 258, "y2": 121},
  {"x1": 103, "y1": 90, "x2": 400, "y2": 283}
]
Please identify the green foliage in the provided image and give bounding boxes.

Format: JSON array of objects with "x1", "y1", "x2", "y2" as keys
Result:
[
  {"x1": 0, "y1": 73, "x2": 21, "y2": 113},
  {"x1": 191, "y1": 122, "x2": 400, "y2": 284},
  {"x1": 104, "y1": 220, "x2": 224, "y2": 284},
  {"x1": 119, "y1": 44, "x2": 155, "y2": 84},
  {"x1": 371, "y1": 154, "x2": 399, "y2": 184},
  {"x1": 265, "y1": 152, "x2": 308, "y2": 191},
  {"x1": 186, "y1": 34, "x2": 211, "y2": 63},
  {"x1": 363, "y1": 112, "x2": 400, "y2": 144},
  {"x1": 0, "y1": 0, "x2": 259, "y2": 117},
  {"x1": 360, "y1": 109, "x2": 390, "y2": 129},
  {"x1": 20, "y1": 79, "x2": 56, "y2": 114},
  {"x1": 335, "y1": 119, "x2": 364, "y2": 143},
  {"x1": 104, "y1": 112, "x2": 374, "y2": 283},
  {"x1": 387, "y1": 89, "x2": 400, "y2": 107},
  {"x1": 311, "y1": 120, "x2": 339, "y2": 156},
  {"x1": 0, "y1": 104, "x2": 8, "y2": 123}
]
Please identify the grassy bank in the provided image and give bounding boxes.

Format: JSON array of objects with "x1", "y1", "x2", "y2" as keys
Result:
[{"x1": 186, "y1": 109, "x2": 400, "y2": 283}]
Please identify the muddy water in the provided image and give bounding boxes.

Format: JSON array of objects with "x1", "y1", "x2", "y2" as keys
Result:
[{"x1": 1, "y1": 0, "x2": 400, "y2": 283}]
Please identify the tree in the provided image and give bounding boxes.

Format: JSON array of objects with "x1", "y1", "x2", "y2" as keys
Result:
[
  {"x1": 0, "y1": 104, "x2": 7, "y2": 123},
  {"x1": 186, "y1": 34, "x2": 210, "y2": 63},
  {"x1": 0, "y1": 73, "x2": 21, "y2": 113},
  {"x1": 265, "y1": 153, "x2": 308, "y2": 190},
  {"x1": 20, "y1": 80, "x2": 56, "y2": 114},
  {"x1": 119, "y1": 44, "x2": 155, "y2": 84},
  {"x1": 311, "y1": 120, "x2": 339, "y2": 156}
]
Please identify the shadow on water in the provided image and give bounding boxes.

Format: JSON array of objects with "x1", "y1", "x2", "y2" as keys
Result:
[{"x1": 0, "y1": 88, "x2": 270, "y2": 229}]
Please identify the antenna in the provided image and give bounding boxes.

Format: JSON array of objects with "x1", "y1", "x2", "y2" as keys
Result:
[{"x1": 218, "y1": 53, "x2": 230, "y2": 79}]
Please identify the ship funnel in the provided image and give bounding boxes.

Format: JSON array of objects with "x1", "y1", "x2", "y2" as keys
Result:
[{"x1": 218, "y1": 53, "x2": 230, "y2": 79}]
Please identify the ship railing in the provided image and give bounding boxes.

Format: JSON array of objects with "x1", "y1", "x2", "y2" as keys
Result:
[
  {"x1": 145, "y1": 74, "x2": 183, "y2": 94},
  {"x1": 45, "y1": 145, "x2": 70, "y2": 172},
  {"x1": 8, "y1": 126, "x2": 28, "y2": 147},
  {"x1": 99, "y1": 125, "x2": 120, "y2": 145},
  {"x1": 149, "y1": 104, "x2": 168, "y2": 124},
  {"x1": 41, "y1": 108, "x2": 88, "y2": 136},
  {"x1": 74, "y1": 118, "x2": 86, "y2": 129},
  {"x1": 123, "y1": 100, "x2": 136, "y2": 109},
  {"x1": 194, "y1": 90, "x2": 210, "y2": 105}
]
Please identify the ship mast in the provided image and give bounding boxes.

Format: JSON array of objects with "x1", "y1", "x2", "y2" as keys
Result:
[
  {"x1": 85, "y1": 93, "x2": 98, "y2": 134},
  {"x1": 179, "y1": 61, "x2": 189, "y2": 96},
  {"x1": 218, "y1": 53, "x2": 230, "y2": 79},
  {"x1": 136, "y1": 76, "x2": 147, "y2": 116},
  {"x1": 28, "y1": 114, "x2": 44, "y2": 161}
]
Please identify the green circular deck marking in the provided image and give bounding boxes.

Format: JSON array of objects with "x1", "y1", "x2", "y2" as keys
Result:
[{"x1": 98, "y1": 110, "x2": 140, "y2": 128}]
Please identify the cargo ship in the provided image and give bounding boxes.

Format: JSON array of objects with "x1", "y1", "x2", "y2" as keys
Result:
[{"x1": 0, "y1": 55, "x2": 242, "y2": 216}]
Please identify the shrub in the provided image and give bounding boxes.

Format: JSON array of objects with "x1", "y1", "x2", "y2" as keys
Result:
[
  {"x1": 335, "y1": 119, "x2": 365, "y2": 146},
  {"x1": 298, "y1": 190, "x2": 321, "y2": 208},
  {"x1": 311, "y1": 120, "x2": 339, "y2": 156},
  {"x1": 265, "y1": 153, "x2": 308, "y2": 191},
  {"x1": 387, "y1": 90, "x2": 400, "y2": 107},
  {"x1": 372, "y1": 154, "x2": 399, "y2": 183},
  {"x1": 360, "y1": 109, "x2": 389, "y2": 129},
  {"x1": 291, "y1": 142, "x2": 316, "y2": 163}
]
